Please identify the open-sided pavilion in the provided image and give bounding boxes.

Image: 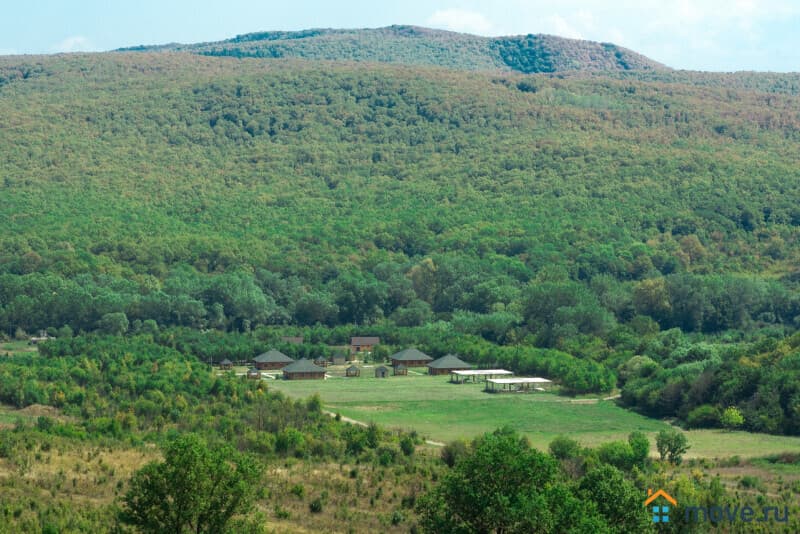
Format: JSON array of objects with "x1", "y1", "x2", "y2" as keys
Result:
[
  {"x1": 450, "y1": 369, "x2": 513, "y2": 383},
  {"x1": 485, "y1": 377, "x2": 553, "y2": 393}
]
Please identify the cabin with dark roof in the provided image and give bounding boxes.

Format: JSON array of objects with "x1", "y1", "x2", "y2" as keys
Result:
[
  {"x1": 390, "y1": 348, "x2": 433, "y2": 368},
  {"x1": 282, "y1": 358, "x2": 327, "y2": 380},
  {"x1": 219, "y1": 358, "x2": 233, "y2": 370},
  {"x1": 375, "y1": 365, "x2": 390, "y2": 378},
  {"x1": 346, "y1": 365, "x2": 361, "y2": 377},
  {"x1": 393, "y1": 364, "x2": 408, "y2": 376},
  {"x1": 427, "y1": 354, "x2": 472, "y2": 376},
  {"x1": 253, "y1": 349, "x2": 294, "y2": 370},
  {"x1": 350, "y1": 336, "x2": 380, "y2": 356},
  {"x1": 246, "y1": 367, "x2": 261, "y2": 379}
]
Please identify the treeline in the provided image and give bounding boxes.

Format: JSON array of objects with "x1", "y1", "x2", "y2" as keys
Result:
[
  {"x1": 3, "y1": 266, "x2": 799, "y2": 340},
  {"x1": 620, "y1": 329, "x2": 800, "y2": 435}
]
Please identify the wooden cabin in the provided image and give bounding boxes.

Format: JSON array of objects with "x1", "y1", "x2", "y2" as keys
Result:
[
  {"x1": 427, "y1": 354, "x2": 472, "y2": 376},
  {"x1": 253, "y1": 349, "x2": 294, "y2": 370},
  {"x1": 390, "y1": 348, "x2": 433, "y2": 368},
  {"x1": 282, "y1": 359, "x2": 327, "y2": 380},
  {"x1": 350, "y1": 336, "x2": 380, "y2": 357}
]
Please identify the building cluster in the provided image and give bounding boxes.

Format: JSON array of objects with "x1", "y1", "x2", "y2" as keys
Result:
[{"x1": 220, "y1": 336, "x2": 475, "y2": 381}]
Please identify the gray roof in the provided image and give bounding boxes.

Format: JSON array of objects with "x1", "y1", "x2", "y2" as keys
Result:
[
  {"x1": 394, "y1": 363, "x2": 407, "y2": 370},
  {"x1": 390, "y1": 348, "x2": 433, "y2": 362},
  {"x1": 427, "y1": 354, "x2": 472, "y2": 369},
  {"x1": 375, "y1": 365, "x2": 390, "y2": 372},
  {"x1": 220, "y1": 358, "x2": 233, "y2": 365},
  {"x1": 346, "y1": 365, "x2": 360, "y2": 372},
  {"x1": 282, "y1": 358, "x2": 327, "y2": 374},
  {"x1": 253, "y1": 349, "x2": 294, "y2": 364}
]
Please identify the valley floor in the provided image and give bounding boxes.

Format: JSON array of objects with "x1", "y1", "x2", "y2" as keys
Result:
[{"x1": 268, "y1": 369, "x2": 800, "y2": 459}]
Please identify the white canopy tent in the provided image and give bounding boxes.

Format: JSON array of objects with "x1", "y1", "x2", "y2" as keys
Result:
[
  {"x1": 485, "y1": 377, "x2": 553, "y2": 393},
  {"x1": 449, "y1": 369, "x2": 513, "y2": 383}
]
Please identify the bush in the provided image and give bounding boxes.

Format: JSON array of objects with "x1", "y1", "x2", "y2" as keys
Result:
[
  {"x1": 596, "y1": 441, "x2": 635, "y2": 471},
  {"x1": 400, "y1": 436, "x2": 415, "y2": 456},
  {"x1": 440, "y1": 439, "x2": 468, "y2": 467},
  {"x1": 720, "y1": 406, "x2": 744, "y2": 431},
  {"x1": 686, "y1": 404, "x2": 720, "y2": 428},
  {"x1": 309, "y1": 497, "x2": 323, "y2": 513},
  {"x1": 628, "y1": 431, "x2": 650, "y2": 467},
  {"x1": 549, "y1": 435, "x2": 582, "y2": 460}
]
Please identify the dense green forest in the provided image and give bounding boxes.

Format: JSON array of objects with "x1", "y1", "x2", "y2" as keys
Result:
[
  {"x1": 2, "y1": 50, "x2": 800, "y2": 435},
  {"x1": 120, "y1": 25, "x2": 666, "y2": 73}
]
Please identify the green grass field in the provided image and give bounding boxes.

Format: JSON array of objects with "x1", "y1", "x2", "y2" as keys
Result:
[
  {"x1": 269, "y1": 369, "x2": 800, "y2": 459},
  {"x1": 0, "y1": 340, "x2": 37, "y2": 357}
]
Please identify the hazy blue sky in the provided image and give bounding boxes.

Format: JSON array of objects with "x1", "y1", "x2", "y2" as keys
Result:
[{"x1": 3, "y1": 1, "x2": 798, "y2": 71}]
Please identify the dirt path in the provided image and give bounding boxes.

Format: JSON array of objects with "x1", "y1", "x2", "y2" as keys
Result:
[{"x1": 323, "y1": 410, "x2": 444, "y2": 446}]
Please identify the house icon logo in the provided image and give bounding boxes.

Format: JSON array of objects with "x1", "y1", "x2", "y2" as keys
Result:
[{"x1": 645, "y1": 488, "x2": 677, "y2": 523}]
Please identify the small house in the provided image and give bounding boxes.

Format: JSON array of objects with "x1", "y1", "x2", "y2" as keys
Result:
[
  {"x1": 390, "y1": 348, "x2": 433, "y2": 368},
  {"x1": 375, "y1": 365, "x2": 390, "y2": 378},
  {"x1": 393, "y1": 364, "x2": 408, "y2": 376},
  {"x1": 332, "y1": 353, "x2": 347, "y2": 366},
  {"x1": 253, "y1": 349, "x2": 294, "y2": 370},
  {"x1": 350, "y1": 336, "x2": 380, "y2": 357},
  {"x1": 219, "y1": 358, "x2": 233, "y2": 370},
  {"x1": 427, "y1": 354, "x2": 472, "y2": 376},
  {"x1": 346, "y1": 365, "x2": 361, "y2": 377},
  {"x1": 282, "y1": 358, "x2": 327, "y2": 380},
  {"x1": 314, "y1": 356, "x2": 329, "y2": 368},
  {"x1": 246, "y1": 367, "x2": 261, "y2": 380}
]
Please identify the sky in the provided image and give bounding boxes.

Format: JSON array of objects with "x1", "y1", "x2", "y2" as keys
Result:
[{"x1": 2, "y1": 0, "x2": 799, "y2": 72}]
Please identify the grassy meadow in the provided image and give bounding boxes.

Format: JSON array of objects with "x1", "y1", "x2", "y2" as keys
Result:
[{"x1": 269, "y1": 368, "x2": 800, "y2": 459}]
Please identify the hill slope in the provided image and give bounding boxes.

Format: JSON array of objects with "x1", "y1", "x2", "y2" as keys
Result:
[
  {"x1": 1, "y1": 52, "x2": 799, "y2": 333},
  {"x1": 119, "y1": 25, "x2": 668, "y2": 73}
]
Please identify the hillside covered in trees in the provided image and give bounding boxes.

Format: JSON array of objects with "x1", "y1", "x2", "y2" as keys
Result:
[
  {"x1": 2, "y1": 48, "x2": 800, "y2": 435},
  {"x1": 119, "y1": 25, "x2": 667, "y2": 73}
]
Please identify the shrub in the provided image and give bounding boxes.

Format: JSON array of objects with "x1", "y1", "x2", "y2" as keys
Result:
[
  {"x1": 549, "y1": 435, "x2": 582, "y2": 460},
  {"x1": 309, "y1": 497, "x2": 323, "y2": 513}
]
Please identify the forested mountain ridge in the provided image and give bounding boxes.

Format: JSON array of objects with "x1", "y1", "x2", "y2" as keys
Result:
[
  {"x1": 2, "y1": 50, "x2": 800, "y2": 434},
  {"x1": 118, "y1": 25, "x2": 668, "y2": 73}
]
